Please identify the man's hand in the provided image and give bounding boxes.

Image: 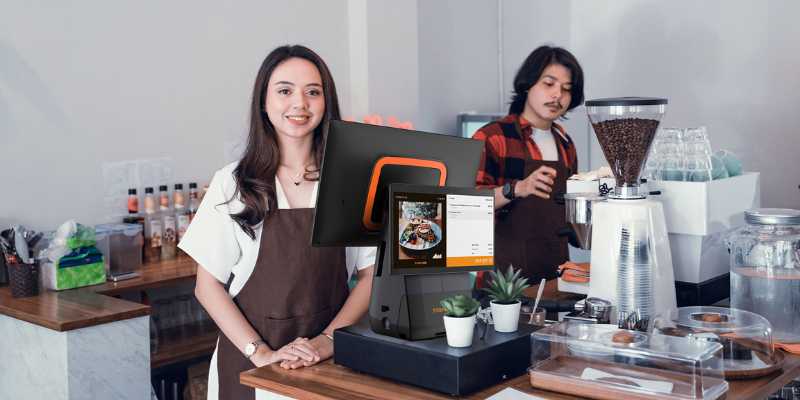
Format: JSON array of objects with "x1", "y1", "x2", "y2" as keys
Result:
[{"x1": 515, "y1": 165, "x2": 557, "y2": 199}]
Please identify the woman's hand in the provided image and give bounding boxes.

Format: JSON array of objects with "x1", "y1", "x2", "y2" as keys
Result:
[
  {"x1": 279, "y1": 334, "x2": 334, "y2": 369},
  {"x1": 250, "y1": 337, "x2": 320, "y2": 368}
]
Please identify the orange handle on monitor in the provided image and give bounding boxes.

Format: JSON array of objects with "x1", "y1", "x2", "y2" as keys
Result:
[{"x1": 362, "y1": 157, "x2": 447, "y2": 231}]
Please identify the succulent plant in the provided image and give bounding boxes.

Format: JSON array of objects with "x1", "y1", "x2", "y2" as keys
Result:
[
  {"x1": 440, "y1": 294, "x2": 480, "y2": 318},
  {"x1": 483, "y1": 265, "x2": 530, "y2": 304}
]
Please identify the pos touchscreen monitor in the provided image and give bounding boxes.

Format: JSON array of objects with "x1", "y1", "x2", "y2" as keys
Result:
[
  {"x1": 312, "y1": 120, "x2": 484, "y2": 247},
  {"x1": 390, "y1": 184, "x2": 494, "y2": 275},
  {"x1": 312, "y1": 121, "x2": 490, "y2": 339}
]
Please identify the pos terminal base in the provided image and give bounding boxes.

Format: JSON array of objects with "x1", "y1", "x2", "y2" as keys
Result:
[
  {"x1": 369, "y1": 272, "x2": 472, "y2": 340},
  {"x1": 335, "y1": 319, "x2": 534, "y2": 396}
]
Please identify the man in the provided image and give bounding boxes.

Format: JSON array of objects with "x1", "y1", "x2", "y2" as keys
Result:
[{"x1": 473, "y1": 45, "x2": 584, "y2": 282}]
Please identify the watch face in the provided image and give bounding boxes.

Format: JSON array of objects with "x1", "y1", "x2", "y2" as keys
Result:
[{"x1": 244, "y1": 343, "x2": 256, "y2": 356}]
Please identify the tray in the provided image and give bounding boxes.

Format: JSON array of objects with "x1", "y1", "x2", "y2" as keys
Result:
[{"x1": 529, "y1": 355, "x2": 727, "y2": 400}]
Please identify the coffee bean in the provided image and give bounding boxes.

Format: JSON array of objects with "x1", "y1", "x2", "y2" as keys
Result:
[{"x1": 591, "y1": 118, "x2": 660, "y2": 187}]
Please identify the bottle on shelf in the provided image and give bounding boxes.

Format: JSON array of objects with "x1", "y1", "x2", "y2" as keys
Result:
[
  {"x1": 188, "y1": 182, "x2": 200, "y2": 222},
  {"x1": 123, "y1": 188, "x2": 145, "y2": 225},
  {"x1": 127, "y1": 188, "x2": 139, "y2": 215},
  {"x1": 158, "y1": 185, "x2": 170, "y2": 212},
  {"x1": 143, "y1": 187, "x2": 162, "y2": 263},
  {"x1": 159, "y1": 184, "x2": 177, "y2": 260},
  {"x1": 174, "y1": 184, "x2": 190, "y2": 258}
]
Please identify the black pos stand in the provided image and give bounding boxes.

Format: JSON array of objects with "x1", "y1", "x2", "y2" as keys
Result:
[
  {"x1": 368, "y1": 184, "x2": 476, "y2": 341},
  {"x1": 335, "y1": 184, "x2": 533, "y2": 396},
  {"x1": 311, "y1": 121, "x2": 532, "y2": 396}
]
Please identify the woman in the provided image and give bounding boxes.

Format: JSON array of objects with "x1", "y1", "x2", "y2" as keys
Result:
[{"x1": 179, "y1": 45, "x2": 375, "y2": 400}]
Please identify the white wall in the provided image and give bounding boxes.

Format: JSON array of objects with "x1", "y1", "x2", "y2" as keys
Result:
[
  {"x1": 365, "y1": 0, "x2": 420, "y2": 126},
  {"x1": 571, "y1": 0, "x2": 800, "y2": 207},
  {"x1": 0, "y1": 1, "x2": 352, "y2": 231},
  {"x1": 2, "y1": 1, "x2": 798, "y2": 232},
  {"x1": 417, "y1": 0, "x2": 499, "y2": 135}
]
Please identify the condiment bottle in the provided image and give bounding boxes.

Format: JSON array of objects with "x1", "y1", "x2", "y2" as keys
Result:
[
  {"x1": 143, "y1": 187, "x2": 162, "y2": 263},
  {"x1": 174, "y1": 184, "x2": 190, "y2": 258},
  {"x1": 159, "y1": 184, "x2": 177, "y2": 260},
  {"x1": 188, "y1": 182, "x2": 200, "y2": 222},
  {"x1": 127, "y1": 188, "x2": 139, "y2": 215}
]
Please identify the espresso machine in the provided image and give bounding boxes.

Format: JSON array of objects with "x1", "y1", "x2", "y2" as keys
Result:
[{"x1": 584, "y1": 97, "x2": 677, "y2": 328}]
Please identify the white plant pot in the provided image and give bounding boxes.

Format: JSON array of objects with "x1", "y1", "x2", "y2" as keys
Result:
[
  {"x1": 490, "y1": 300, "x2": 521, "y2": 332},
  {"x1": 443, "y1": 314, "x2": 476, "y2": 347}
]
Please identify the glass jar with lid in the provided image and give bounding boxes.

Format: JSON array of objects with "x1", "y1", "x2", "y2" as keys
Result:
[{"x1": 727, "y1": 208, "x2": 800, "y2": 342}]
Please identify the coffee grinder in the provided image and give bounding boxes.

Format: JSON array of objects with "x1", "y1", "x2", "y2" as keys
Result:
[{"x1": 585, "y1": 97, "x2": 677, "y2": 329}]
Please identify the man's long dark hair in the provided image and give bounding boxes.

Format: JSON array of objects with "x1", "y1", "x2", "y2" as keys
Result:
[
  {"x1": 508, "y1": 45, "x2": 584, "y2": 115},
  {"x1": 230, "y1": 45, "x2": 340, "y2": 239}
]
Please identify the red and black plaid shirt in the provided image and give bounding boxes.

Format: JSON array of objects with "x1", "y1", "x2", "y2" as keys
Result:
[
  {"x1": 472, "y1": 114, "x2": 578, "y2": 188},
  {"x1": 472, "y1": 114, "x2": 578, "y2": 288}
]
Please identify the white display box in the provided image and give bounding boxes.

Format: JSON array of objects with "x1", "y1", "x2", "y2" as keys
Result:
[
  {"x1": 669, "y1": 232, "x2": 730, "y2": 284},
  {"x1": 648, "y1": 172, "x2": 760, "y2": 236}
]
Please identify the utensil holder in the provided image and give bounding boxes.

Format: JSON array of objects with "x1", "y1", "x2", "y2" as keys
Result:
[{"x1": 8, "y1": 262, "x2": 39, "y2": 298}]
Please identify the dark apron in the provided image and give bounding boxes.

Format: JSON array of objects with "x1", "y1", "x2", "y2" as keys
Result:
[
  {"x1": 494, "y1": 125, "x2": 570, "y2": 282},
  {"x1": 216, "y1": 208, "x2": 349, "y2": 400}
]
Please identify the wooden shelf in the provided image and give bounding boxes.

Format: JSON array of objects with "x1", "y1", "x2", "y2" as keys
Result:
[
  {"x1": 92, "y1": 257, "x2": 198, "y2": 296},
  {"x1": 152, "y1": 324, "x2": 219, "y2": 369}
]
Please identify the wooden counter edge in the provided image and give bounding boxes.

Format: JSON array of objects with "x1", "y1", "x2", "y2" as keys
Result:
[
  {"x1": 0, "y1": 258, "x2": 197, "y2": 332},
  {"x1": 240, "y1": 366, "x2": 340, "y2": 400},
  {"x1": 0, "y1": 287, "x2": 151, "y2": 331}
]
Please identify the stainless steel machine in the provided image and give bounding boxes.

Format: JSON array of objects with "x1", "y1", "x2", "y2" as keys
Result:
[{"x1": 584, "y1": 97, "x2": 677, "y2": 328}]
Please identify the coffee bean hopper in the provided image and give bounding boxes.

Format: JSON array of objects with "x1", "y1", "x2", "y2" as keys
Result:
[{"x1": 584, "y1": 97, "x2": 677, "y2": 330}]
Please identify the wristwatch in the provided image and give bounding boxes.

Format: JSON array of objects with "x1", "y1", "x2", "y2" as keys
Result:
[
  {"x1": 502, "y1": 181, "x2": 516, "y2": 201},
  {"x1": 243, "y1": 340, "x2": 265, "y2": 359}
]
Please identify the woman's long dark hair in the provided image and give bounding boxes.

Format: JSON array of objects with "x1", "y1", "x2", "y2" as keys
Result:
[
  {"x1": 229, "y1": 45, "x2": 341, "y2": 239},
  {"x1": 508, "y1": 45, "x2": 584, "y2": 115}
]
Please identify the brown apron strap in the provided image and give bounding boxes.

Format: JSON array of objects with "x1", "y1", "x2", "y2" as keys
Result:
[{"x1": 217, "y1": 208, "x2": 348, "y2": 400}]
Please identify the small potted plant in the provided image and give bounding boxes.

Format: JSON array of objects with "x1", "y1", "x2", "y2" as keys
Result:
[
  {"x1": 483, "y1": 265, "x2": 530, "y2": 333},
  {"x1": 440, "y1": 294, "x2": 480, "y2": 347}
]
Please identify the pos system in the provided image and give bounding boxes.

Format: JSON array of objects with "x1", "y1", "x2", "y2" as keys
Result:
[
  {"x1": 312, "y1": 120, "x2": 494, "y2": 340},
  {"x1": 311, "y1": 121, "x2": 532, "y2": 395}
]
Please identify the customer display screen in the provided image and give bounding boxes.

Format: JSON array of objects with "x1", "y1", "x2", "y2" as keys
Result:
[{"x1": 392, "y1": 190, "x2": 494, "y2": 274}]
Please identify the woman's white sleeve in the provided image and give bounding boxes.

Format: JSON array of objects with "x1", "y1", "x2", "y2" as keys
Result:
[
  {"x1": 348, "y1": 246, "x2": 377, "y2": 272},
  {"x1": 178, "y1": 171, "x2": 242, "y2": 284}
]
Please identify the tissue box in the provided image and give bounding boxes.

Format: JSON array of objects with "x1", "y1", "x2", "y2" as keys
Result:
[
  {"x1": 648, "y1": 172, "x2": 760, "y2": 236},
  {"x1": 42, "y1": 247, "x2": 106, "y2": 291}
]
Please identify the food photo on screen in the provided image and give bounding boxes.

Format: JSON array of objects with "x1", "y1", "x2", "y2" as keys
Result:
[{"x1": 396, "y1": 199, "x2": 446, "y2": 267}]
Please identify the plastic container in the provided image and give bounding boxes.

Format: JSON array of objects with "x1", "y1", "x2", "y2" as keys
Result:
[
  {"x1": 530, "y1": 321, "x2": 728, "y2": 400},
  {"x1": 94, "y1": 226, "x2": 112, "y2": 272},
  {"x1": 726, "y1": 208, "x2": 800, "y2": 343},
  {"x1": 652, "y1": 306, "x2": 782, "y2": 379},
  {"x1": 585, "y1": 97, "x2": 667, "y2": 199},
  {"x1": 95, "y1": 223, "x2": 143, "y2": 279}
]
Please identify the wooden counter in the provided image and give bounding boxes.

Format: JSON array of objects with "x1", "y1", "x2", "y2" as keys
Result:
[
  {"x1": 0, "y1": 257, "x2": 198, "y2": 331},
  {"x1": 242, "y1": 353, "x2": 800, "y2": 400},
  {"x1": 241, "y1": 280, "x2": 800, "y2": 400}
]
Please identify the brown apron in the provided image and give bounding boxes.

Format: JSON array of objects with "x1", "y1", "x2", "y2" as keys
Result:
[
  {"x1": 494, "y1": 125, "x2": 570, "y2": 282},
  {"x1": 216, "y1": 208, "x2": 349, "y2": 400}
]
